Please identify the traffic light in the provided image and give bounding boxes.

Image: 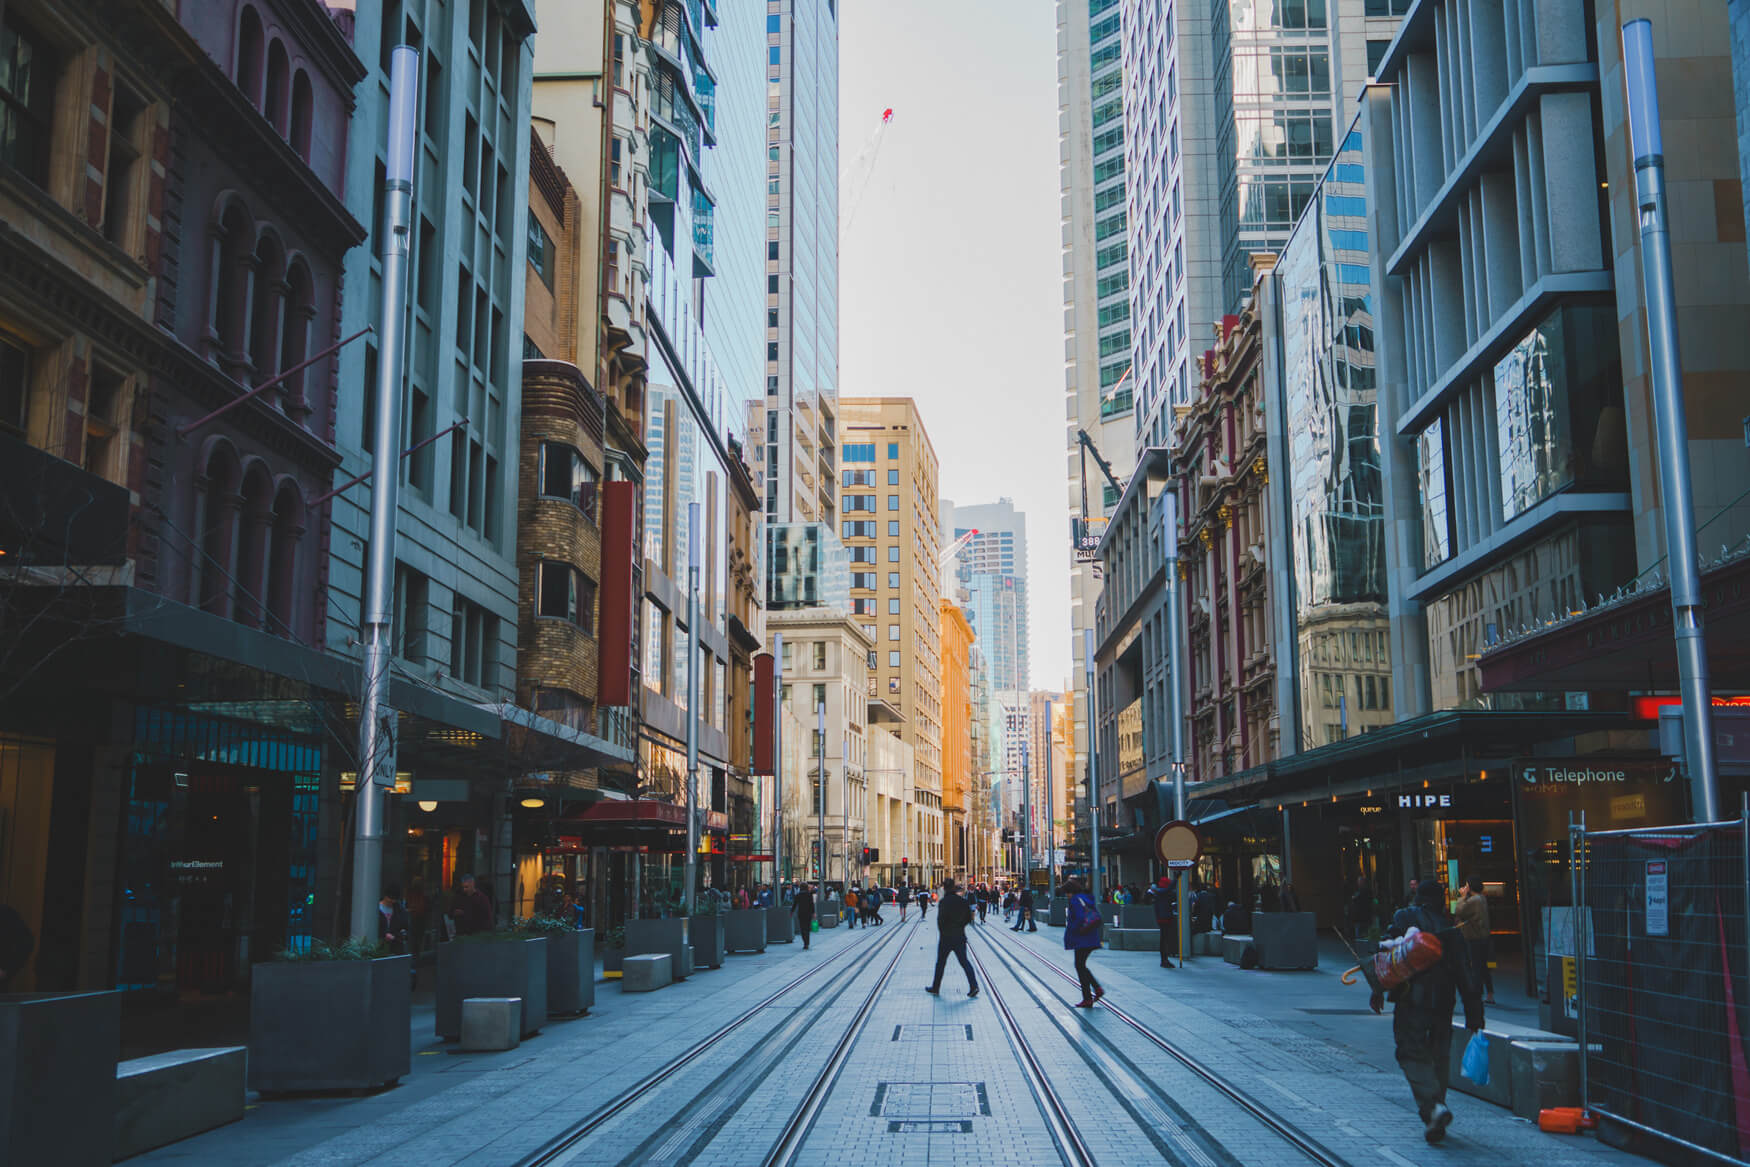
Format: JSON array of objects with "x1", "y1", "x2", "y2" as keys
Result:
[
  {"x1": 860, "y1": 847, "x2": 872, "y2": 865},
  {"x1": 868, "y1": 847, "x2": 879, "y2": 863}
]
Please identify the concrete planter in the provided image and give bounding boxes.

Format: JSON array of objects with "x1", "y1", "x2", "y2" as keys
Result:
[
  {"x1": 725, "y1": 909, "x2": 768, "y2": 953},
  {"x1": 1099, "y1": 904, "x2": 1121, "y2": 928},
  {"x1": 1251, "y1": 912, "x2": 1318, "y2": 970},
  {"x1": 602, "y1": 948, "x2": 625, "y2": 975},
  {"x1": 248, "y1": 957, "x2": 410, "y2": 1093},
  {"x1": 0, "y1": 990, "x2": 120, "y2": 1166},
  {"x1": 625, "y1": 918, "x2": 694, "y2": 981},
  {"x1": 692, "y1": 915, "x2": 726, "y2": 969},
  {"x1": 766, "y1": 906, "x2": 794, "y2": 943},
  {"x1": 544, "y1": 929, "x2": 594, "y2": 1016},
  {"x1": 1120, "y1": 905, "x2": 1157, "y2": 930},
  {"x1": 1047, "y1": 901, "x2": 1067, "y2": 927},
  {"x1": 436, "y1": 937, "x2": 547, "y2": 1039}
]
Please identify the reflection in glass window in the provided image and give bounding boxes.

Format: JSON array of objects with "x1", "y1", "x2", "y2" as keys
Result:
[
  {"x1": 1417, "y1": 420, "x2": 1451, "y2": 570},
  {"x1": 1493, "y1": 306, "x2": 1626, "y2": 523}
]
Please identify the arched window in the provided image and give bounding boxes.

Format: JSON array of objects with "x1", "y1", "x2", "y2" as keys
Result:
[
  {"x1": 195, "y1": 442, "x2": 243, "y2": 616},
  {"x1": 248, "y1": 229, "x2": 285, "y2": 388},
  {"x1": 267, "y1": 480, "x2": 306, "y2": 638},
  {"x1": 236, "y1": 7, "x2": 264, "y2": 106},
  {"x1": 210, "y1": 199, "x2": 254, "y2": 370},
  {"x1": 290, "y1": 70, "x2": 313, "y2": 160},
  {"x1": 279, "y1": 258, "x2": 313, "y2": 412},
  {"x1": 264, "y1": 40, "x2": 289, "y2": 135},
  {"x1": 234, "y1": 460, "x2": 274, "y2": 628}
]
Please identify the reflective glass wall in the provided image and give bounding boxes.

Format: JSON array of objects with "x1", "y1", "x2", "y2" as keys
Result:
[{"x1": 1276, "y1": 120, "x2": 1394, "y2": 751}]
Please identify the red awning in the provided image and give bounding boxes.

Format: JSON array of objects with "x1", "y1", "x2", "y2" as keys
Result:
[{"x1": 561, "y1": 799, "x2": 686, "y2": 828}]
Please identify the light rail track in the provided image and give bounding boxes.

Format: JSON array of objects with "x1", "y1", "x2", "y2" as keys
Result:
[
  {"x1": 987, "y1": 927, "x2": 1354, "y2": 1167},
  {"x1": 516, "y1": 917, "x2": 910, "y2": 1167}
]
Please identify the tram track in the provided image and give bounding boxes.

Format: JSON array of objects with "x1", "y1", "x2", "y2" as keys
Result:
[
  {"x1": 984, "y1": 926, "x2": 1354, "y2": 1167},
  {"x1": 515, "y1": 917, "x2": 911, "y2": 1167}
]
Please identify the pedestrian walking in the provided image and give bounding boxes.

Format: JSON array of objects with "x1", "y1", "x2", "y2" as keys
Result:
[
  {"x1": 1063, "y1": 877, "x2": 1104, "y2": 1007},
  {"x1": 898, "y1": 882, "x2": 911, "y2": 921},
  {"x1": 918, "y1": 886, "x2": 930, "y2": 921},
  {"x1": 1370, "y1": 878, "x2": 1484, "y2": 1144},
  {"x1": 923, "y1": 878, "x2": 979, "y2": 998},
  {"x1": 793, "y1": 882, "x2": 816, "y2": 949},
  {"x1": 845, "y1": 886, "x2": 860, "y2": 928},
  {"x1": 975, "y1": 884, "x2": 988, "y2": 924},
  {"x1": 1149, "y1": 875, "x2": 1178, "y2": 968},
  {"x1": 1348, "y1": 876, "x2": 1375, "y2": 941},
  {"x1": 1455, "y1": 877, "x2": 1495, "y2": 1003},
  {"x1": 1013, "y1": 885, "x2": 1038, "y2": 932}
]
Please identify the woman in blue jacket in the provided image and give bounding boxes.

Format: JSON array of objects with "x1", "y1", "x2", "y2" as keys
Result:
[{"x1": 1062, "y1": 877, "x2": 1104, "y2": 1007}]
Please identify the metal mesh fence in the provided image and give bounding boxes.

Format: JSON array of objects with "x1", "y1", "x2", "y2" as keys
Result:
[{"x1": 1578, "y1": 818, "x2": 1750, "y2": 1163}]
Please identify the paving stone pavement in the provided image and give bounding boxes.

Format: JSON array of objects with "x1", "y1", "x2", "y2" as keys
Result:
[{"x1": 129, "y1": 913, "x2": 1657, "y2": 1167}]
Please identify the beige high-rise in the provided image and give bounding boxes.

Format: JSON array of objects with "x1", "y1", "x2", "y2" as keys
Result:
[{"x1": 839, "y1": 398, "x2": 945, "y2": 884}]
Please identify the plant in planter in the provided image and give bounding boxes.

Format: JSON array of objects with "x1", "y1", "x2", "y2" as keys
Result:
[
  {"x1": 518, "y1": 917, "x2": 593, "y2": 1016},
  {"x1": 435, "y1": 928, "x2": 548, "y2": 1039},
  {"x1": 690, "y1": 903, "x2": 727, "y2": 970},
  {"x1": 249, "y1": 937, "x2": 411, "y2": 1094},
  {"x1": 600, "y1": 925, "x2": 627, "y2": 977}
]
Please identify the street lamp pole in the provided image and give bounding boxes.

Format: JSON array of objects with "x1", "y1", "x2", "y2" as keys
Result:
[
  {"x1": 685, "y1": 503, "x2": 700, "y2": 929},
  {"x1": 1045, "y1": 697, "x2": 1057, "y2": 895},
  {"x1": 1084, "y1": 627, "x2": 1102, "y2": 902},
  {"x1": 816, "y1": 701, "x2": 827, "y2": 904},
  {"x1": 1164, "y1": 490, "x2": 1189, "y2": 965},
  {"x1": 772, "y1": 632, "x2": 783, "y2": 887}
]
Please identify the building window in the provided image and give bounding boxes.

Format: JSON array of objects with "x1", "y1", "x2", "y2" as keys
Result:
[
  {"x1": 0, "y1": 11, "x2": 56, "y2": 189},
  {"x1": 528, "y1": 217, "x2": 555, "y2": 289},
  {"x1": 886, "y1": 442, "x2": 898, "y2": 459},
  {"x1": 888, "y1": 468, "x2": 899, "y2": 485},
  {"x1": 887, "y1": 521, "x2": 899, "y2": 536},
  {"x1": 537, "y1": 561, "x2": 595, "y2": 633},
  {"x1": 812, "y1": 641, "x2": 827, "y2": 669},
  {"x1": 888, "y1": 572, "x2": 899, "y2": 589},
  {"x1": 889, "y1": 546, "x2": 899, "y2": 563},
  {"x1": 0, "y1": 332, "x2": 29, "y2": 437},
  {"x1": 768, "y1": 45, "x2": 780, "y2": 65},
  {"x1": 450, "y1": 598, "x2": 499, "y2": 690},
  {"x1": 889, "y1": 651, "x2": 900, "y2": 667},
  {"x1": 539, "y1": 442, "x2": 599, "y2": 521},
  {"x1": 888, "y1": 598, "x2": 900, "y2": 615},
  {"x1": 888, "y1": 625, "x2": 899, "y2": 641}
]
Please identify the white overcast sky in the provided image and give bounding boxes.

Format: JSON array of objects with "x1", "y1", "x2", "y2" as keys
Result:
[{"x1": 839, "y1": 0, "x2": 1072, "y2": 689}]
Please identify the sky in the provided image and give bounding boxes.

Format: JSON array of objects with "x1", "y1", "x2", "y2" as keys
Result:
[{"x1": 838, "y1": 0, "x2": 1072, "y2": 689}]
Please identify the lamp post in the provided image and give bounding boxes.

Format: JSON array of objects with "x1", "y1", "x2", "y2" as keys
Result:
[
  {"x1": 685, "y1": 502, "x2": 700, "y2": 928},
  {"x1": 1623, "y1": 19, "x2": 1721, "y2": 822},
  {"x1": 1045, "y1": 697, "x2": 1057, "y2": 895},
  {"x1": 1084, "y1": 627, "x2": 1102, "y2": 902},
  {"x1": 350, "y1": 45, "x2": 419, "y2": 942},
  {"x1": 772, "y1": 632, "x2": 783, "y2": 887},
  {"x1": 1164, "y1": 490, "x2": 1189, "y2": 965},
  {"x1": 816, "y1": 701, "x2": 827, "y2": 903}
]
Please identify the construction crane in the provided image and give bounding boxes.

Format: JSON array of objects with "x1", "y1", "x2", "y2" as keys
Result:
[
  {"x1": 940, "y1": 527, "x2": 979, "y2": 572},
  {"x1": 1076, "y1": 428, "x2": 1126, "y2": 572},
  {"x1": 840, "y1": 107, "x2": 894, "y2": 239}
]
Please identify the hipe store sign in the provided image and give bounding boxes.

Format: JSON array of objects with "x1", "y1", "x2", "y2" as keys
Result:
[{"x1": 1356, "y1": 793, "x2": 1454, "y2": 817}]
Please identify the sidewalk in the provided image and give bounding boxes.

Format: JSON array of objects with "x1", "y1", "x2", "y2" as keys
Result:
[{"x1": 132, "y1": 919, "x2": 883, "y2": 1165}]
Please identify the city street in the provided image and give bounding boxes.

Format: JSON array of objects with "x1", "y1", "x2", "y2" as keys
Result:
[{"x1": 137, "y1": 917, "x2": 1637, "y2": 1166}]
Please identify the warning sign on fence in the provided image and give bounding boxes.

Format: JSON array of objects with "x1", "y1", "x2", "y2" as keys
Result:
[{"x1": 1645, "y1": 859, "x2": 1669, "y2": 936}]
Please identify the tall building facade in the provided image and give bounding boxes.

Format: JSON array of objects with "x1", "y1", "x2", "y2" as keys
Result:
[
  {"x1": 753, "y1": 0, "x2": 839, "y2": 529},
  {"x1": 1058, "y1": 0, "x2": 1141, "y2": 827},
  {"x1": 840, "y1": 398, "x2": 944, "y2": 877},
  {"x1": 943, "y1": 498, "x2": 1031, "y2": 694},
  {"x1": 939, "y1": 598, "x2": 974, "y2": 877}
]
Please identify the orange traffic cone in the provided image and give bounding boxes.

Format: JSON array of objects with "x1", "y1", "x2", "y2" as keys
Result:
[{"x1": 1538, "y1": 1108, "x2": 1588, "y2": 1134}]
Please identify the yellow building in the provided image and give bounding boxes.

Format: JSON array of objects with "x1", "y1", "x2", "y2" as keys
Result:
[
  {"x1": 939, "y1": 599, "x2": 974, "y2": 879},
  {"x1": 839, "y1": 398, "x2": 944, "y2": 882}
]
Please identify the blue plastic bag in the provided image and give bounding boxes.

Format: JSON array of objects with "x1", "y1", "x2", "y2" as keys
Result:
[{"x1": 1461, "y1": 1031, "x2": 1490, "y2": 1085}]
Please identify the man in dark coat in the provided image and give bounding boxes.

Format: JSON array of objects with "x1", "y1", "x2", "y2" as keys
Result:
[
  {"x1": 1371, "y1": 878, "x2": 1485, "y2": 1144},
  {"x1": 924, "y1": 878, "x2": 978, "y2": 997},
  {"x1": 378, "y1": 886, "x2": 411, "y2": 953},
  {"x1": 450, "y1": 874, "x2": 494, "y2": 936},
  {"x1": 792, "y1": 882, "x2": 816, "y2": 950},
  {"x1": 1149, "y1": 875, "x2": 1178, "y2": 968}
]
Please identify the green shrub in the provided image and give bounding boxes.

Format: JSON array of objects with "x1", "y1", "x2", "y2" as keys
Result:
[
  {"x1": 516, "y1": 915, "x2": 572, "y2": 935},
  {"x1": 274, "y1": 937, "x2": 391, "y2": 962},
  {"x1": 603, "y1": 926, "x2": 627, "y2": 950}
]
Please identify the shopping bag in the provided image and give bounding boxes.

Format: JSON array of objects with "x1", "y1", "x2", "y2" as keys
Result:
[
  {"x1": 1461, "y1": 1031, "x2": 1490, "y2": 1085},
  {"x1": 811, "y1": 919, "x2": 819, "y2": 933}
]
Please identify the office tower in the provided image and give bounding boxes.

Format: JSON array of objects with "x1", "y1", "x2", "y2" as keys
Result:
[
  {"x1": 839, "y1": 397, "x2": 944, "y2": 876},
  {"x1": 750, "y1": 0, "x2": 840, "y2": 528},
  {"x1": 940, "y1": 598, "x2": 974, "y2": 877},
  {"x1": 944, "y1": 498, "x2": 1031, "y2": 694},
  {"x1": 1058, "y1": 0, "x2": 1141, "y2": 811},
  {"x1": 330, "y1": 0, "x2": 534, "y2": 698}
]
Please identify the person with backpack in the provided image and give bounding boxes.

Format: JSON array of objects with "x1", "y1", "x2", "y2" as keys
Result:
[
  {"x1": 917, "y1": 886, "x2": 930, "y2": 921},
  {"x1": 1013, "y1": 885, "x2": 1038, "y2": 932},
  {"x1": 923, "y1": 878, "x2": 978, "y2": 998},
  {"x1": 1062, "y1": 877, "x2": 1104, "y2": 1006},
  {"x1": 1149, "y1": 875, "x2": 1178, "y2": 968},
  {"x1": 897, "y1": 882, "x2": 912, "y2": 922},
  {"x1": 1370, "y1": 877, "x2": 1484, "y2": 1145}
]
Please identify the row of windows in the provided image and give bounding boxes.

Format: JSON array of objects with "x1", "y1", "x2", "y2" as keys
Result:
[
  {"x1": 849, "y1": 573, "x2": 903, "y2": 591},
  {"x1": 842, "y1": 520, "x2": 905, "y2": 539},
  {"x1": 841, "y1": 468, "x2": 903, "y2": 487},
  {"x1": 849, "y1": 545, "x2": 903, "y2": 564},
  {"x1": 842, "y1": 441, "x2": 902, "y2": 463},
  {"x1": 845, "y1": 494, "x2": 903, "y2": 512}
]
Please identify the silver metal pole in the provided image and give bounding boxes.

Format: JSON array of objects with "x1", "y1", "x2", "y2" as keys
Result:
[
  {"x1": 685, "y1": 502, "x2": 700, "y2": 927},
  {"x1": 1084, "y1": 627, "x2": 1101, "y2": 902},
  {"x1": 772, "y1": 632, "x2": 783, "y2": 887},
  {"x1": 842, "y1": 730, "x2": 850, "y2": 895},
  {"x1": 350, "y1": 45, "x2": 419, "y2": 942},
  {"x1": 817, "y1": 701, "x2": 826, "y2": 904},
  {"x1": 1164, "y1": 490, "x2": 1189, "y2": 963},
  {"x1": 1570, "y1": 811, "x2": 1588, "y2": 1109},
  {"x1": 1623, "y1": 20, "x2": 1721, "y2": 823},
  {"x1": 1045, "y1": 698, "x2": 1057, "y2": 896}
]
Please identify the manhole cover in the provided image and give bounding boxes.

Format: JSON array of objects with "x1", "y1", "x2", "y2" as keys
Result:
[
  {"x1": 872, "y1": 1081, "x2": 990, "y2": 1133},
  {"x1": 891, "y1": 1024, "x2": 974, "y2": 1042}
]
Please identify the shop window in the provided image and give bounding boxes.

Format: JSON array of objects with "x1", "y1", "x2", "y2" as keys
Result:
[
  {"x1": 264, "y1": 39, "x2": 289, "y2": 135},
  {"x1": 539, "y1": 442, "x2": 599, "y2": 521},
  {"x1": 103, "y1": 86, "x2": 146, "y2": 247},
  {"x1": 290, "y1": 70, "x2": 313, "y2": 159}
]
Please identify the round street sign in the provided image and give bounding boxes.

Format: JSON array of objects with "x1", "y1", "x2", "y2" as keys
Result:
[{"x1": 1154, "y1": 819, "x2": 1202, "y2": 868}]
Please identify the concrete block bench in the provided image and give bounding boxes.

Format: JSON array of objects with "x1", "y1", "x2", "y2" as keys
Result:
[
  {"x1": 1105, "y1": 928, "x2": 1161, "y2": 952},
  {"x1": 622, "y1": 953, "x2": 673, "y2": 993},
  {"x1": 460, "y1": 999, "x2": 521, "y2": 1052},
  {"x1": 1508, "y1": 1038, "x2": 1586, "y2": 1119},
  {"x1": 818, "y1": 909, "x2": 840, "y2": 928},
  {"x1": 1446, "y1": 1016, "x2": 1568, "y2": 1110},
  {"x1": 766, "y1": 906, "x2": 794, "y2": 943},
  {"x1": 114, "y1": 1046, "x2": 245, "y2": 1160},
  {"x1": 1221, "y1": 934, "x2": 1253, "y2": 964},
  {"x1": 1192, "y1": 931, "x2": 1222, "y2": 956}
]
